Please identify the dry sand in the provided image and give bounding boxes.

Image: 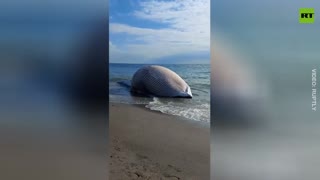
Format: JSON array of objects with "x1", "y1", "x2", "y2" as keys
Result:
[{"x1": 109, "y1": 103, "x2": 210, "y2": 180}]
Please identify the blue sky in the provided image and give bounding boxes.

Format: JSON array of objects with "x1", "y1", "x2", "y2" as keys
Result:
[{"x1": 109, "y1": 0, "x2": 210, "y2": 64}]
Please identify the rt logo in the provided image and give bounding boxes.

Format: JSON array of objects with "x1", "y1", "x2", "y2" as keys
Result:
[{"x1": 299, "y1": 8, "x2": 315, "y2": 24}]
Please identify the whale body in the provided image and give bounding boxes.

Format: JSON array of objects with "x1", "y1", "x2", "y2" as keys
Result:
[{"x1": 131, "y1": 65, "x2": 192, "y2": 98}]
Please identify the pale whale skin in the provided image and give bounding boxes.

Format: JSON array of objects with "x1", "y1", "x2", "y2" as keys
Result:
[{"x1": 131, "y1": 65, "x2": 192, "y2": 98}]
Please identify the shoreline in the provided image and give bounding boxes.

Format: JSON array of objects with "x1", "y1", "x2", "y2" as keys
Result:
[
  {"x1": 110, "y1": 101, "x2": 210, "y2": 126},
  {"x1": 109, "y1": 102, "x2": 210, "y2": 179}
]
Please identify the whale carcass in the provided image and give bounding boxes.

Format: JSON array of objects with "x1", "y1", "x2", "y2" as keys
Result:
[{"x1": 131, "y1": 65, "x2": 192, "y2": 98}]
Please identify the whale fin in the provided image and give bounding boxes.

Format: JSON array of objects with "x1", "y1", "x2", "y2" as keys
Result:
[{"x1": 117, "y1": 80, "x2": 132, "y2": 89}]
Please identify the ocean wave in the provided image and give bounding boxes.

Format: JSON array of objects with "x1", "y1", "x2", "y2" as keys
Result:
[{"x1": 145, "y1": 98, "x2": 210, "y2": 122}]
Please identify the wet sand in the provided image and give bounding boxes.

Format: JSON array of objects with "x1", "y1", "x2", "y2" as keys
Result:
[{"x1": 109, "y1": 103, "x2": 210, "y2": 180}]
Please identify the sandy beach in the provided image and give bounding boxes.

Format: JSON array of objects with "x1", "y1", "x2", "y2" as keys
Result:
[{"x1": 109, "y1": 103, "x2": 210, "y2": 180}]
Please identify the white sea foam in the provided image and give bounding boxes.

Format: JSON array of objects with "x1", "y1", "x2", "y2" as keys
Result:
[{"x1": 145, "y1": 98, "x2": 210, "y2": 122}]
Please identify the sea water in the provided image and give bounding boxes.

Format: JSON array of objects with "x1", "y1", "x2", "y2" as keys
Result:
[{"x1": 109, "y1": 63, "x2": 210, "y2": 122}]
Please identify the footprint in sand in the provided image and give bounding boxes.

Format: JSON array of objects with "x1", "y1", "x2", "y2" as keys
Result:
[
  {"x1": 136, "y1": 154, "x2": 149, "y2": 160},
  {"x1": 168, "y1": 164, "x2": 182, "y2": 172},
  {"x1": 160, "y1": 164, "x2": 182, "y2": 180},
  {"x1": 162, "y1": 172, "x2": 181, "y2": 180}
]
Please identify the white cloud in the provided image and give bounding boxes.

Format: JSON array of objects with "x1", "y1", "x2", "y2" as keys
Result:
[
  {"x1": 110, "y1": 0, "x2": 210, "y2": 63},
  {"x1": 134, "y1": 0, "x2": 209, "y2": 33}
]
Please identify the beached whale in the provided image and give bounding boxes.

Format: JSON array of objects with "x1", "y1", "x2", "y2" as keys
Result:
[{"x1": 131, "y1": 65, "x2": 192, "y2": 98}]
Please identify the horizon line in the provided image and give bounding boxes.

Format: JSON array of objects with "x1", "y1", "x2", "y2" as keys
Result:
[{"x1": 109, "y1": 62, "x2": 210, "y2": 65}]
